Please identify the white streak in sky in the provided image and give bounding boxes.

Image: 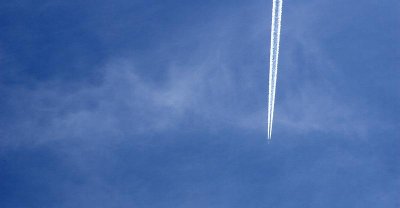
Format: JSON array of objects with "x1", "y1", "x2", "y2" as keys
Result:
[{"x1": 268, "y1": 0, "x2": 283, "y2": 140}]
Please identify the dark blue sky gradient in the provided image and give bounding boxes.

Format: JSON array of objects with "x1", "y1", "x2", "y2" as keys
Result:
[{"x1": 0, "y1": 0, "x2": 399, "y2": 207}]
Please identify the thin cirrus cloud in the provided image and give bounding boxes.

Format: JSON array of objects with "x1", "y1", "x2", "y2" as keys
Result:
[
  {"x1": 2, "y1": 0, "x2": 388, "y2": 150},
  {"x1": 0, "y1": 0, "x2": 379, "y2": 149}
]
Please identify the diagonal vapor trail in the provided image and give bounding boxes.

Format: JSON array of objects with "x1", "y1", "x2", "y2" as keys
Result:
[{"x1": 268, "y1": 0, "x2": 283, "y2": 140}]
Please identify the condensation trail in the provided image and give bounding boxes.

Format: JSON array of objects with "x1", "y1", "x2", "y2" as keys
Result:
[{"x1": 268, "y1": 0, "x2": 283, "y2": 140}]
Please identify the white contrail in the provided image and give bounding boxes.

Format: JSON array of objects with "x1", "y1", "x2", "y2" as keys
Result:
[{"x1": 268, "y1": 0, "x2": 283, "y2": 140}]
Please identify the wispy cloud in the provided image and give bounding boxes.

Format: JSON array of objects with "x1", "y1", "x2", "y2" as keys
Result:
[
  {"x1": 0, "y1": 0, "x2": 385, "y2": 150},
  {"x1": 1, "y1": 1, "x2": 398, "y2": 207}
]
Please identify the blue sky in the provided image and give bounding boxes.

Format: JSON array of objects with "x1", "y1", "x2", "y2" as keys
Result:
[{"x1": 0, "y1": 0, "x2": 399, "y2": 207}]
